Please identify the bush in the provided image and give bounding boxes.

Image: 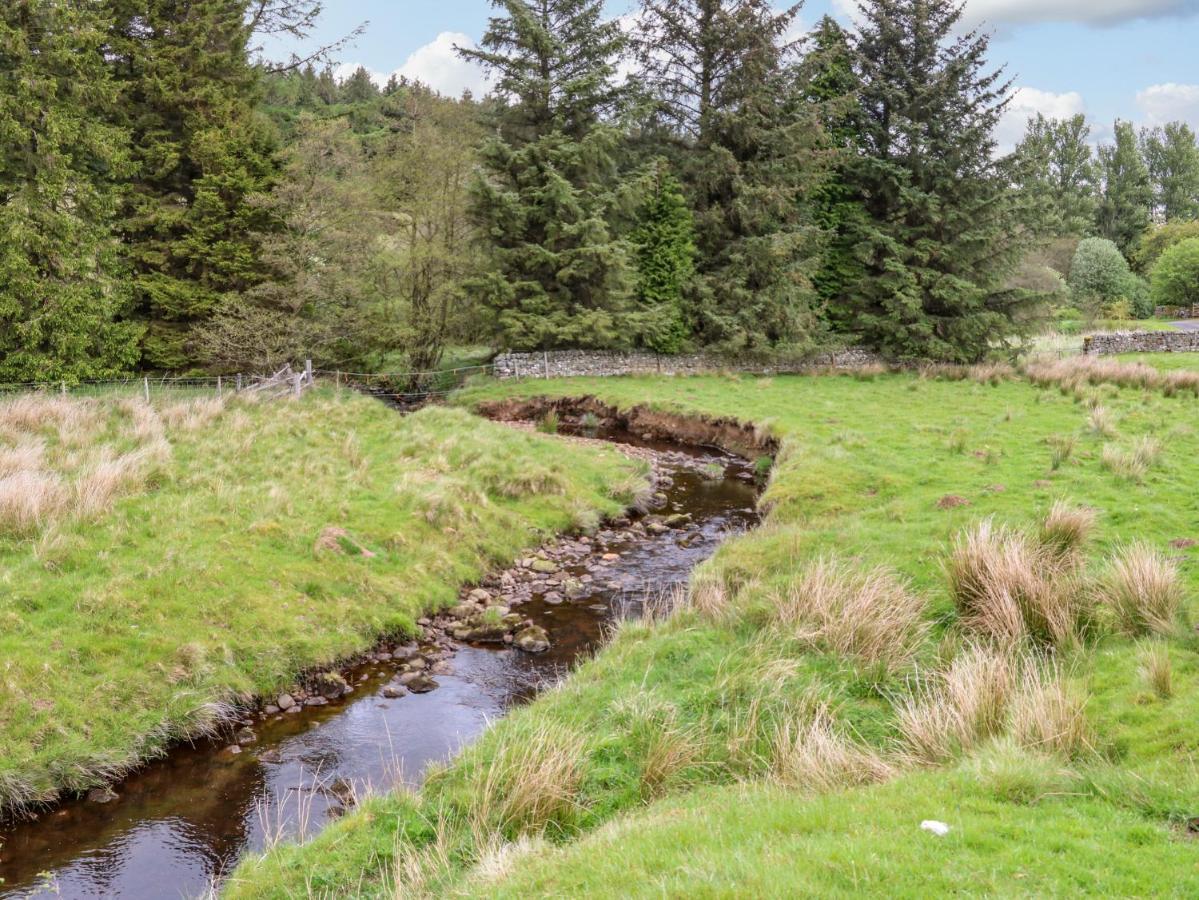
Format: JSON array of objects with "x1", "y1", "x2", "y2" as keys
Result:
[
  {"x1": 1068, "y1": 238, "x2": 1132, "y2": 314},
  {"x1": 1131, "y1": 219, "x2": 1199, "y2": 274},
  {"x1": 1150, "y1": 238, "x2": 1199, "y2": 310}
]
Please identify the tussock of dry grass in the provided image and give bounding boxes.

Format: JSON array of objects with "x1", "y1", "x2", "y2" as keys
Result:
[
  {"x1": 1088, "y1": 405, "x2": 1116, "y2": 437},
  {"x1": 0, "y1": 471, "x2": 68, "y2": 536},
  {"x1": 897, "y1": 644, "x2": 1016, "y2": 764},
  {"x1": 767, "y1": 557, "x2": 929, "y2": 670},
  {"x1": 771, "y1": 706, "x2": 895, "y2": 792},
  {"x1": 946, "y1": 519, "x2": 1093, "y2": 647},
  {"x1": 1024, "y1": 356, "x2": 1199, "y2": 397},
  {"x1": 1010, "y1": 667, "x2": 1092, "y2": 758},
  {"x1": 464, "y1": 721, "x2": 588, "y2": 835},
  {"x1": 1097, "y1": 543, "x2": 1182, "y2": 636},
  {"x1": 1039, "y1": 501, "x2": 1096, "y2": 565},
  {"x1": 640, "y1": 725, "x2": 706, "y2": 800},
  {"x1": 1138, "y1": 641, "x2": 1173, "y2": 699}
]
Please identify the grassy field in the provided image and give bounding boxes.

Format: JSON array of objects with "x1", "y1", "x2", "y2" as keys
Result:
[
  {"x1": 0, "y1": 388, "x2": 645, "y2": 813},
  {"x1": 227, "y1": 362, "x2": 1199, "y2": 897}
]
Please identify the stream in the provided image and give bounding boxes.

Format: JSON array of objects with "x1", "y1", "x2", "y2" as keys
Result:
[{"x1": 0, "y1": 424, "x2": 759, "y2": 899}]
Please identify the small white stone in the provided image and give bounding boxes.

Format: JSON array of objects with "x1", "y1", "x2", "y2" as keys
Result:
[{"x1": 920, "y1": 820, "x2": 951, "y2": 837}]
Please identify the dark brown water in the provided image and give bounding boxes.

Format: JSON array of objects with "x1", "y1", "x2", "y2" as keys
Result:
[{"x1": 0, "y1": 430, "x2": 758, "y2": 899}]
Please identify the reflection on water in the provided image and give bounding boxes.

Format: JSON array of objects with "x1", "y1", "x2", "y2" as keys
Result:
[{"x1": 0, "y1": 432, "x2": 758, "y2": 899}]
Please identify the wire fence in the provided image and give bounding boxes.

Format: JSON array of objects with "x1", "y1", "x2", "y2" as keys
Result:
[{"x1": 0, "y1": 364, "x2": 318, "y2": 403}]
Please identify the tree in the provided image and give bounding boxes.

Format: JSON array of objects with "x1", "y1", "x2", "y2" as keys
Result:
[
  {"x1": 1013, "y1": 113, "x2": 1097, "y2": 237},
  {"x1": 1141, "y1": 122, "x2": 1199, "y2": 222},
  {"x1": 0, "y1": 0, "x2": 141, "y2": 382},
  {"x1": 105, "y1": 0, "x2": 279, "y2": 370},
  {"x1": 1131, "y1": 219, "x2": 1199, "y2": 274},
  {"x1": 628, "y1": 160, "x2": 695, "y2": 353},
  {"x1": 804, "y1": 15, "x2": 868, "y2": 328},
  {"x1": 1068, "y1": 237, "x2": 1137, "y2": 316},
  {"x1": 634, "y1": 0, "x2": 829, "y2": 352},
  {"x1": 1095, "y1": 120, "x2": 1152, "y2": 256},
  {"x1": 458, "y1": 0, "x2": 635, "y2": 350},
  {"x1": 1151, "y1": 237, "x2": 1199, "y2": 309},
  {"x1": 843, "y1": 0, "x2": 1033, "y2": 362}
]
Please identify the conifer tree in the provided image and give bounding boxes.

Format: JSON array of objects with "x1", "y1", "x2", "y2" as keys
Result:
[
  {"x1": 104, "y1": 0, "x2": 278, "y2": 369},
  {"x1": 0, "y1": 0, "x2": 141, "y2": 382},
  {"x1": 629, "y1": 160, "x2": 695, "y2": 353},
  {"x1": 458, "y1": 0, "x2": 634, "y2": 350},
  {"x1": 1096, "y1": 120, "x2": 1152, "y2": 256},
  {"x1": 1141, "y1": 122, "x2": 1199, "y2": 222},
  {"x1": 843, "y1": 0, "x2": 1032, "y2": 362},
  {"x1": 635, "y1": 0, "x2": 828, "y2": 353}
]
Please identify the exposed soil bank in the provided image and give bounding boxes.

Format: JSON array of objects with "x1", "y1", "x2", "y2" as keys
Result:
[
  {"x1": 0, "y1": 421, "x2": 759, "y2": 899},
  {"x1": 477, "y1": 396, "x2": 780, "y2": 460}
]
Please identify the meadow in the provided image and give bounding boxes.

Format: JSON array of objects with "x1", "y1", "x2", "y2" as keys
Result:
[
  {"x1": 228, "y1": 361, "x2": 1199, "y2": 897},
  {"x1": 0, "y1": 388, "x2": 645, "y2": 813}
]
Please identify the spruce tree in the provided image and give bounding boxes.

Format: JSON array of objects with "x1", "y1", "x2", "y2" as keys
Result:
[
  {"x1": 1013, "y1": 114, "x2": 1097, "y2": 237},
  {"x1": 628, "y1": 160, "x2": 695, "y2": 353},
  {"x1": 844, "y1": 0, "x2": 1032, "y2": 362},
  {"x1": 104, "y1": 0, "x2": 278, "y2": 370},
  {"x1": 458, "y1": 0, "x2": 634, "y2": 350},
  {"x1": 635, "y1": 0, "x2": 828, "y2": 353},
  {"x1": 1096, "y1": 120, "x2": 1152, "y2": 256},
  {"x1": 1141, "y1": 122, "x2": 1199, "y2": 222},
  {"x1": 0, "y1": 0, "x2": 141, "y2": 382}
]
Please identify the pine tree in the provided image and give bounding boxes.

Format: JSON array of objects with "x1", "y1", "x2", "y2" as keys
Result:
[
  {"x1": 0, "y1": 0, "x2": 141, "y2": 382},
  {"x1": 1141, "y1": 122, "x2": 1199, "y2": 222},
  {"x1": 629, "y1": 160, "x2": 695, "y2": 353},
  {"x1": 843, "y1": 0, "x2": 1032, "y2": 362},
  {"x1": 104, "y1": 0, "x2": 278, "y2": 370},
  {"x1": 458, "y1": 0, "x2": 634, "y2": 350},
  {"x1": 635, "y1": 0, "x2": 828, "y2": 353},
  {"x1": 1013, "y1": 113, "x2": 1097, "y2": 237},
  {"x1": 1096, "y1": 120, "x2": 1152, "y2": 256},
  {"x1": 803, "y1": 16, "x2": 868, "y2": 329}
]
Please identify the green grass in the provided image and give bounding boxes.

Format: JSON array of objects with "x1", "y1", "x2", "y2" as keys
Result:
[
  {"x1": 222, "y1": 370, "x2": 1199, "y2": 896},
  {"x1": 0, "y1": 388, "x2": 645, "y2": 811},
  {"x1": 1118, "y1": 351, "x2": 1199, "y2": 371}
]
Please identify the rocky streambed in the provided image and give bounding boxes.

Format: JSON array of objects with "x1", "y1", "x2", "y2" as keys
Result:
[{"x1": 0, "y1": 417, "x2": 760, "y2": 899}]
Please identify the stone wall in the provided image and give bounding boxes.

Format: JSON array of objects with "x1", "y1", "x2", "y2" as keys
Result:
[
  {"x1": 491, "y1": 348, "x2": 884, "y2": 380},
  {"x1": 1084, "y1": 331, "x2": 1199, "y2": 356}
]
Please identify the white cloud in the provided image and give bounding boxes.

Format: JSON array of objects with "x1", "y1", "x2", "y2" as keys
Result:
[
  {"x1": 996, "y1": 86, "x2": 1087, "y2": 150},
  {"x1": 333, "y1": 62, "x2": 386, "y2": 88},
  {"x1": 1136, "y1": 82, "x2": 1199, "y2": 127},
  {"x1": 391, "y1": 32, "x2": 491, "y2": 97}
]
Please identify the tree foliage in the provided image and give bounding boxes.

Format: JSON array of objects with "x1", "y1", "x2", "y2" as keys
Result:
[
  {"x1": 840, "y1": 0, "x2": 1032, "y2": 362},
  {"x1": 1141, "y1": 122, "x2": 1199, "y2": 222},
  {"x1": 0, "y1": 0, "x2": 141, "y2": 382},
  {"x1": 1013, "y1": 113, "x2": 1096, "y2": 238},
  {"x1": 1151, "y1": 237, "x2": 1199, "y2": 309},
  {"x1": 628, "y1": 160, "x2": 695, "y2": 353},
  {"x1": 1096, "y1": 120, "x2": 1153, "y2": 257}
]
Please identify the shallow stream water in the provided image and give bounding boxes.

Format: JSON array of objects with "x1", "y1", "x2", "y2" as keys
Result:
[{"x1": 0, "y1": 426, "x2": 758, "y2": 899}]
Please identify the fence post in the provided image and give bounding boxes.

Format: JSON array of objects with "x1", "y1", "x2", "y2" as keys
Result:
[
  {"x1": 143, "y1": 377, "x2": 149, "y2": 403},
  {"x1": 305, "y1": 359, "x2": 313, "y2": 387},
  {"x1": 236, "y1": 373, "x2": 243, "y2": 392},
  {"x1": 293, "y1": 372, "x2": 302, "y2": 398},
  {"x1": 335, "y1": 370, "x2": 342, "y2": 391},
  {"x1": 217, "y1": 375, "x2": 223, "y2": 398},
  {"x1": 61, "y1": 381, "x2": 67, "y2": 396},
  {"x1": 542, "y1": 350, "x2": 549, "y2": 379}
]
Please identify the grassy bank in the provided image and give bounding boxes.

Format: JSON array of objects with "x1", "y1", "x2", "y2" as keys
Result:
[
  {"x1": 0, "y1": 388, "x2": 645, "y2": 813},
  {"x1": 230, "y1": 367, "x2": 1199, "y2": 897}
]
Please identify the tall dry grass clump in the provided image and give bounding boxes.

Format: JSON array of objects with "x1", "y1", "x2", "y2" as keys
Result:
[
  {"x1": 1010, "y1": 667, "x2": 1092, "y2": 758},
  {"x1": 1038, "y1": 501, "x2": 1096, "y2": 566},
  {"x1": 1088, "y1": 405, "x2": 1116, "y2": 437},
  {"x1": 771, "y1": 705, "x2": 895, "y2": 792},
  {"x1": 0, "y1": 471, "x2": 68, "y2": 536},
  {"x1": 947, "y1": 507, "x2": 1098, "y2": 647},
  {"x1": 1096, "y1": 543, "x2": 1182, "y2": 636},
  {"x1": 466, "y1": 721, "x2": 588, "y2": 835},
  {"x1": 0, "y1": 440, "x2": 44, "y2": 477},
  {"x1": 768, "y1": 558, "x2": 929, "y2": 670},
  {"x1": 897, "y1": 644, "x2": 1016, "y2": 764},
  {"x1": 1139, "y1": 640, "x2": 1173, "y2": 699}
]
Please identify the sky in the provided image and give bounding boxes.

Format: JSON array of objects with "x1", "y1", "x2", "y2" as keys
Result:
[{"x1": 262, "y1": 1, "x2": 1199, "y2": 150}]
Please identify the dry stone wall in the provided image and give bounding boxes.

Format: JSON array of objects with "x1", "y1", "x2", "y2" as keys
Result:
[
  {"x1": 1084, "y1": 331, "x2": 1199, "y2": 356},
  {"x1": 492, "y1": 349, "x2": 883, "y2": 379}
]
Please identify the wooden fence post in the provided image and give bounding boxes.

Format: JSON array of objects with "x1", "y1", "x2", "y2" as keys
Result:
[
  {"x1": 293, "y1": 372, "x2": 303, "y2": 398},
  {"x1": 217, "y1": 375, "x2": 223, "y2": 398},
  {"x1": 305, "y1": 359, "x2": 313, "y2": 386},
  {"x1": 236, "y1": 373, "x2": 243, "y2": 392},
  {"x1": 143, "y1": 377, "x2": 149, "y2": 403}
]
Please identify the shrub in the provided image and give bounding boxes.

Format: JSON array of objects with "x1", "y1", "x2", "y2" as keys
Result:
[
  {"x1": 1068, "y1": 237, "x2": 1133, "y2": 314},
  {"x1": 1150, "y1": 237, "x2": 1199, "y2": 309},
  {"x1": 1132, "y1": 219, "x2": 1199, "y2": 274},
  {"x1": 1097, "y1": 543, "x2": 1182, "y2": 636}
]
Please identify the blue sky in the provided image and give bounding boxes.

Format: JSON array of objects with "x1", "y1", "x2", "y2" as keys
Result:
[{"x1": 263, "y1": 1, "x2": 1199, "y2": 148}]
